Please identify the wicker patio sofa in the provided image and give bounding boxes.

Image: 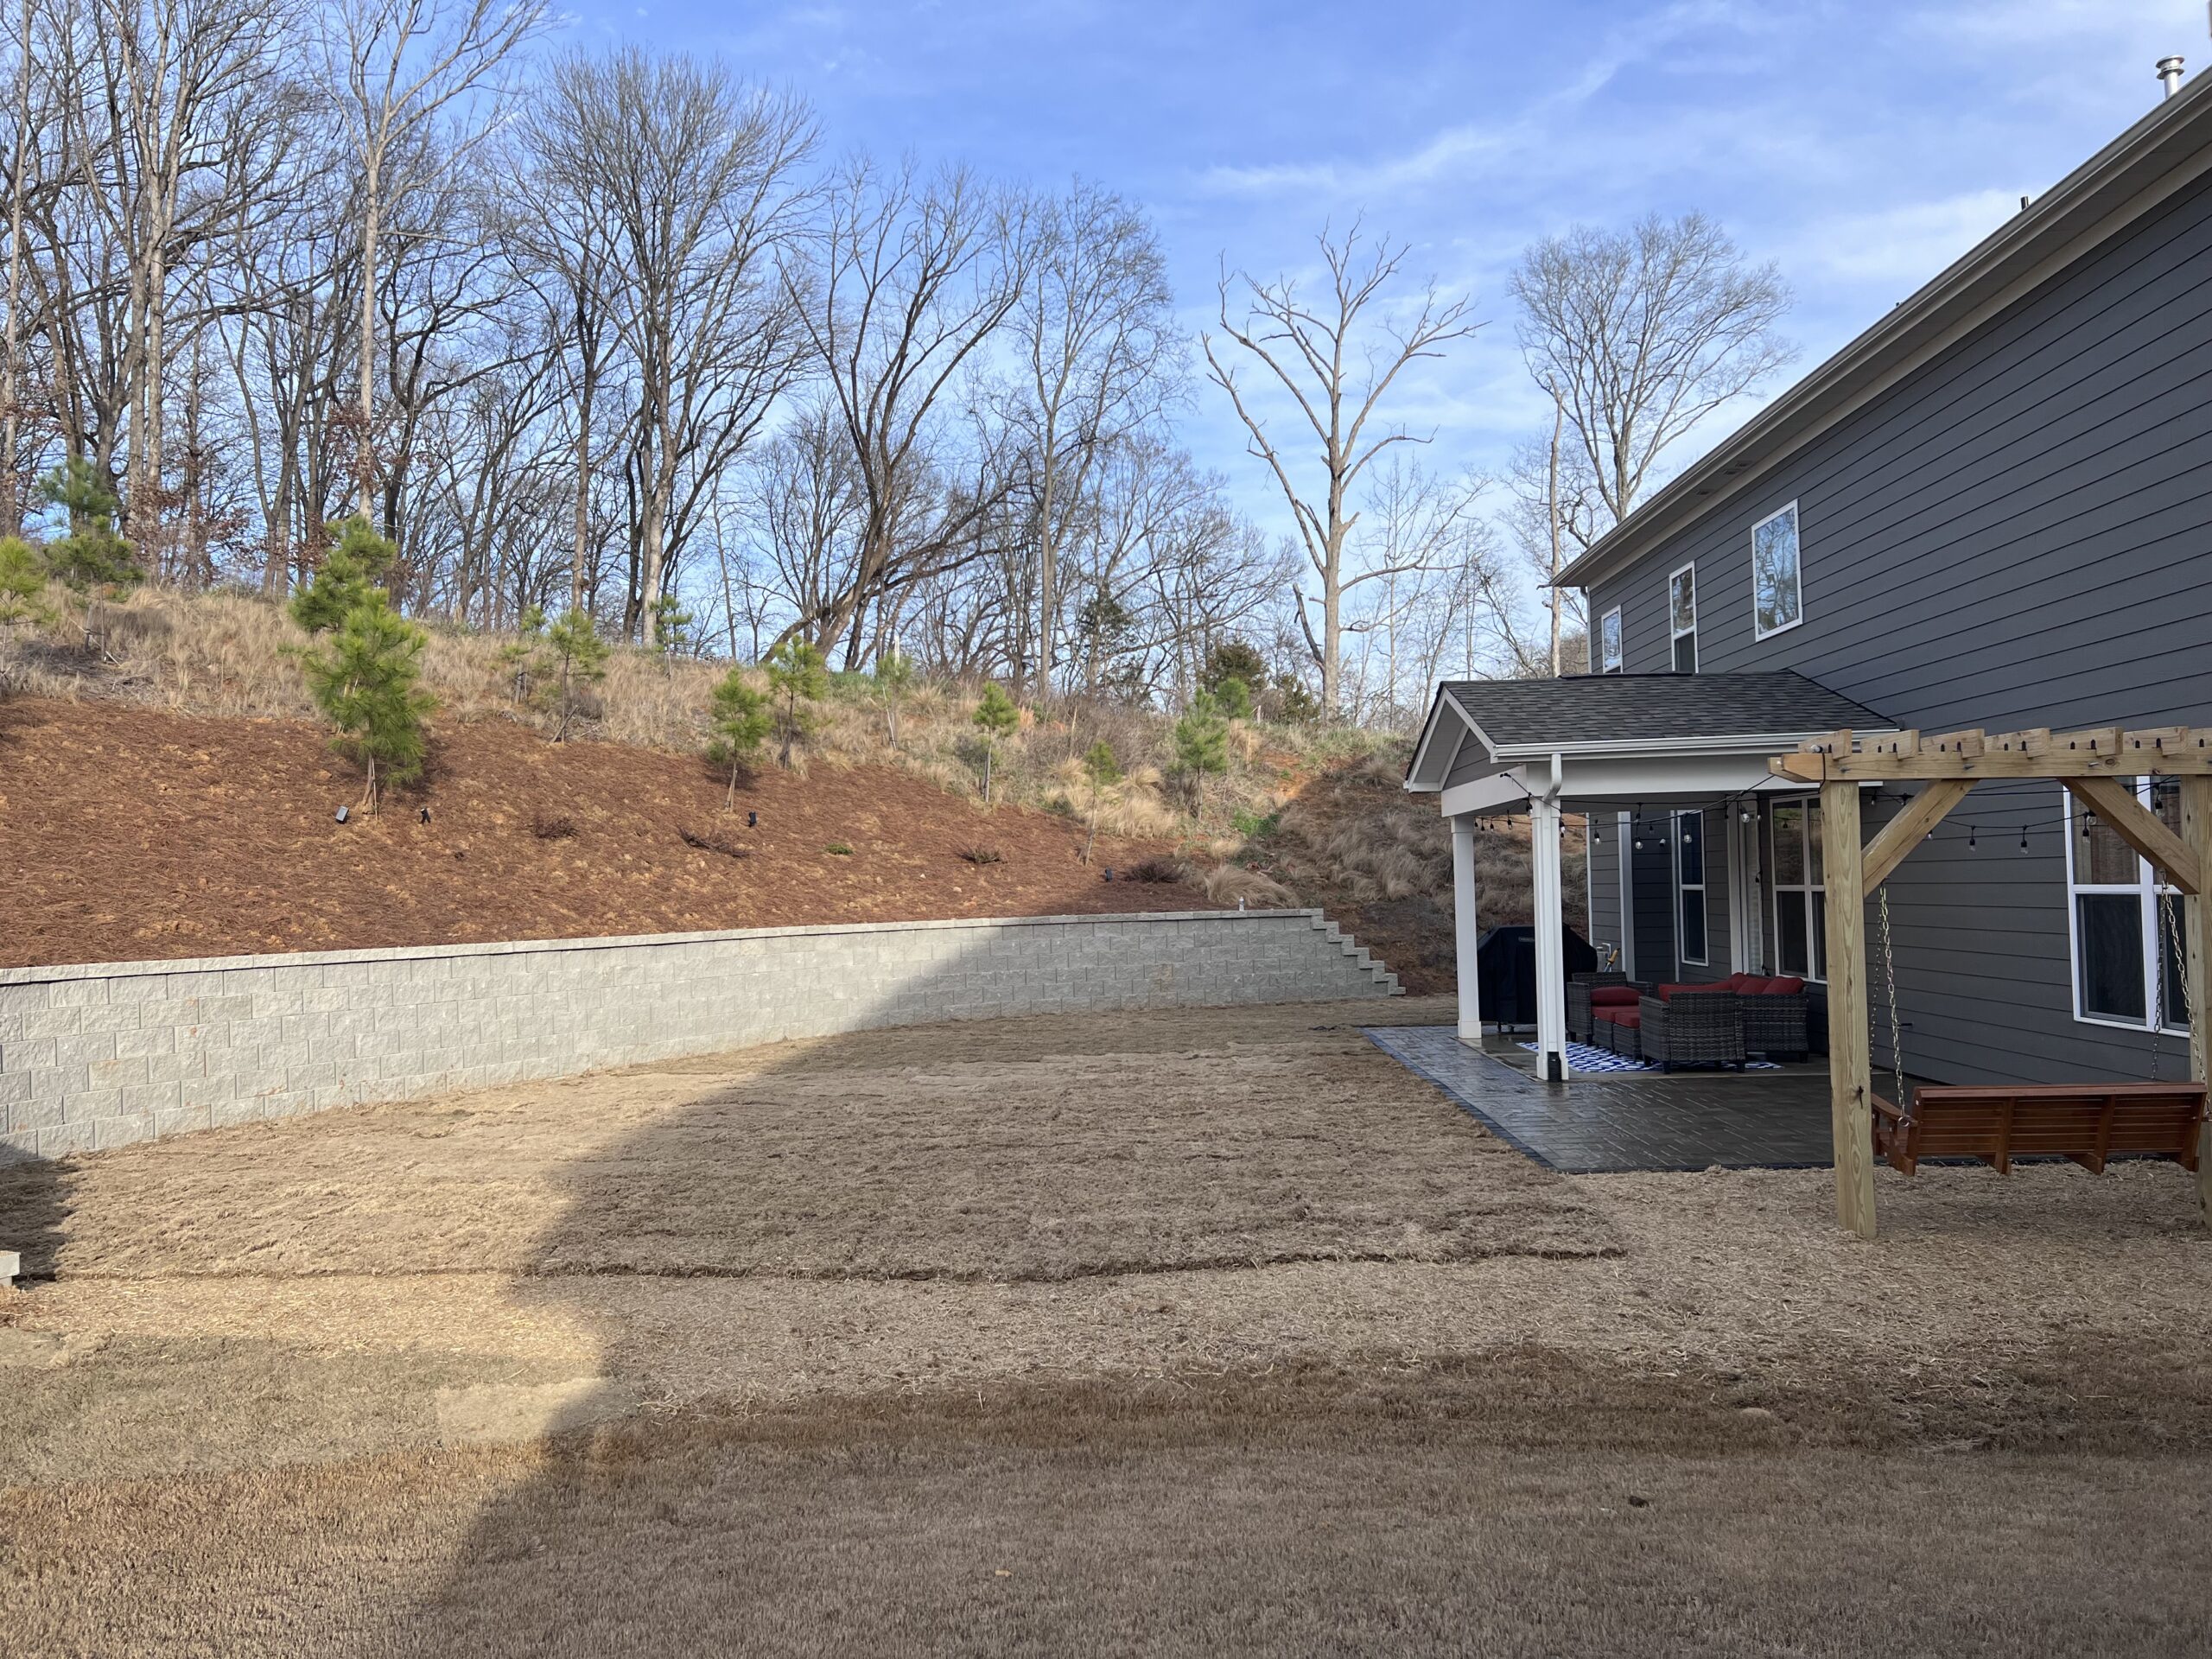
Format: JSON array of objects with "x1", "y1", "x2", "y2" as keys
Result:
[
  {"x1": 1637, "y1": 988, "x2": 1746, "y2": 1071},
  {"x1": 1567, "y1": 971, "x2": 1639, "y2": 1043}
]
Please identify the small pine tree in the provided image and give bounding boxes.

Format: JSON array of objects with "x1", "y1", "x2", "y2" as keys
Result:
[
  {"x1": 870, "y1": 647, "x2": 913, "y2": 748},
  {"x1": 704, "y1": 667, "x2": 772, "y2": 811},
  {"x1": 651, "y1": 595, "x2": 695, "y2": 671},
  {"x1": 292, "y1": 516, "x2": 397, "y2": 635},
  {"x1": 1080, "y1": 737, "x2": 1121, "y2": 865},
  {"x1": 543, "y1": 607, "x2": 609, "y2": 741},
  {"x1": 1212, "y1": 675, "x2": 1255, "y2": 721},
  {"x1": 1174, "y1": 692, "x2": 1230, "y2": 823},
  {"x1": 971, "y1": 681, "x2": 1020, "y2": 804},
  {"x1": 301, "y1": 597, "x2": 435, "y2": 810},
  {"x1": 35, "y1": 461, "x2": 139, "y2": 589},
  {"x1": 499, "y1": 606, "x2": 549, "y2": 704},
  {"x1": 0, "y1": 536, "x2": 53, "y2": 628},
  {"x1": 764, "y1": 637, "x2": 829, "y2": 767}
]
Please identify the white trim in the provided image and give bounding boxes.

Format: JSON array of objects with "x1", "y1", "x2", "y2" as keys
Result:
[
  {"x1": 1727, "y1": 805, "x2": 1762, "y2": 974},
  {"x1": 1599, "y1": 606, "x2": 1624, "y2": 673},
  {"x1": 1441, "y1": 772, "x2": 1530, "y2": 818},
  {"x1": 1674, "y1": 810, "x2": 1708, "y2": 967},
  {"x1": 1770, "y1": 795, "x2": 1828, "y2": 986},
  {"x1": 2062, "y1": 780, "x2": 2190, "y2": 1037},
  {"x1": 1488, "y1": 728, "x2": 1898, "y2": 761},
  {"x1": 1668, "y1": 563, "x2": 1699, "y2": 674},
  {"x1": 1750, "y1": 500, "x2": 1805, "y2": 643},
  {"x1": 1617, "y1": 810, "x2": 1636, "y2": 982}
]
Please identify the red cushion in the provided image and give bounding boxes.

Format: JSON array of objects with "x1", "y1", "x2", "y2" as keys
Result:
[
  {"x1": 1611, "y1": 1008, "x2": 1643, "y2": 1030},
  {"x1": 1763, "y1": 976, "x2": 1806, "y2": 996},
  {"x1": 1593, "y1": 1006, "x2": 1623, "y2": 1024},
  {"x1": 1653, "y1": 982, "x2": 1698, "y2": 1000},
  {"x1": 1717, "y1": 972, "x2": 1751, "y2": 991},
  {"x1": 1590, "y1": 986, "x2": 1639, "y2": 1007}
]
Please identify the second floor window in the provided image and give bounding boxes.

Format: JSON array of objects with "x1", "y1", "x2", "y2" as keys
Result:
[
  {"x1": 1599, "y1": 607, "x2": 1623, "y2": 673},
  {"x1": 1669, "y1": 564, "x2": 1698, "y2": 672},
  {"x1": 1753, "y1": 502, "x2": 1803, "y2": 639}
]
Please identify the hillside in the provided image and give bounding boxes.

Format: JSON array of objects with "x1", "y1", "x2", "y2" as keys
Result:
[
  {"x1": 0, "y1": 697, "x2": 1213, "y2": 969},
  {"x1": 0, "y1": 586, "x2": 1572, "y2": 983}
]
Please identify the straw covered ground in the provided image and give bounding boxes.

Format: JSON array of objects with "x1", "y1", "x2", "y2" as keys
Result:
[{"x1": 3, "y1": 998, "x2": 2209, "y2": 1656}]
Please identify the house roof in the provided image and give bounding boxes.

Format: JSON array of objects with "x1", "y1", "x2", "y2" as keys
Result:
[
  {"x1": 1554, "y1": 71, "x2": 2212, "y2": 594},
  {"x1": 1406, "y1": 671, "x2": 1895, "y2": 791}
]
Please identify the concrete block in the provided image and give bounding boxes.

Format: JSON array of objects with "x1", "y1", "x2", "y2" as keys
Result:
[
  {"x1": 54, "y1": 1032, "x2": 117, "y2": 1069},
  {"x1": 46, "y1": 978, "x2": 110, "y2": 1009}
]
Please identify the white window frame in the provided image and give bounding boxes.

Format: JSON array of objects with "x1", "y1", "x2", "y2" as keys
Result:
[
  {"x1": 1675, "y1": 809, "x2": 1707, "y2": 967},
  {"x1": 2062, "y1": 779, "x2": 2188, "y2": 1036},
  {"x1": 1770, "y1": 797, "x2": 1827, "y2": 985},
  {"x1": 1668, "y1": 563, "x2": 1698, "y2": 673},
  {"x1": 1599, "y1": 606, "x2": 1624, "y2": 673},
  {"x1": 1751, "y1": 499, "x2": 1804, "y2": 642}
]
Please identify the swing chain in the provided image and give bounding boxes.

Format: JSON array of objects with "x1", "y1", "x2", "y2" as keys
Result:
[
  {"x1": 2152, "y1": 881, "x2": 2189, "y2": 1079},
  {"x1": 1878, "y1": 884, "x2": 1904, "y2": 1109}
]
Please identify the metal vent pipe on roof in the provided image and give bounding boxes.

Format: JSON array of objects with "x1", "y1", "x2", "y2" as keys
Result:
[{"x1": 2159, "y1": 55, "x2": 2186, "y2": 99}]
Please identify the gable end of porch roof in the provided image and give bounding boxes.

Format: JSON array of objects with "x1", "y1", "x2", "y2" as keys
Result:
[{"x1": 1404, "y1": 671, "x2": 1897, "y2": 801}]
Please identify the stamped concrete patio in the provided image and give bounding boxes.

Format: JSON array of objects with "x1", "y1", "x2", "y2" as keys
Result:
[{"x1": 1363, "y1": 1027, "x2": 1843, "y2": 1173}]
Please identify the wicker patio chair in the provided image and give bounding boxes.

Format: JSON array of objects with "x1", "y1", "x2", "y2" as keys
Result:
[
  {"x1": 1738, "y1": 981, "x2": 1810, "y2": 1062},
  {"x1": 1637, "y1": 989, "x2": 1745, "y2": 1071},
  {"x1": 1567, "y1": 971, "x2": 1637, "y2": 1043}
]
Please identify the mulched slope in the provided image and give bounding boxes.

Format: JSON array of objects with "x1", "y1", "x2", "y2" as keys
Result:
[{"x1": 0, "y1": 696, "x2": 1213, "y2": 969}]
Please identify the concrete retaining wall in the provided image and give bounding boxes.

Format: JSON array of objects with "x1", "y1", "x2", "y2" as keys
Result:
[{"x1": 0, "y1": 909, "x2": 1401, "y2": 1159}]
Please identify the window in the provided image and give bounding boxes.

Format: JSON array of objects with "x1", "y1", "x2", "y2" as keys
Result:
[
  {"x1": 2064, "y1": 781, "x2": 2187, "y2": 1033},
  {"x1": 1771, "y1": 799, "x2": 1826, "y2": 982},
  {"x1": 1669, "y1": 564, "x2": 1698, "y2": 672},
  {"x1": 1599, "y1": 607, "x2": 1623, "y2": 673},
  {"x1": 1675, "y1": 810, "x2": 1707, "y2": 965},
  {"x1": 1751, "y1": 501, "x2": 1802, "y2": 639}
]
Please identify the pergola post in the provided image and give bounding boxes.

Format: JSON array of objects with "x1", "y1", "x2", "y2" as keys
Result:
[
  {"x1": 2183, "y1": 776, "x2": 2211, "y2": 1212},
  {"x1": 1821, "y1": 778, "x2": 1878, "y2": 1238},
  {"x1": 1451, "y1": 815, "x2": 1483, "y2": 1046},
  {"x1": 1530, "y1": 796, "x2": 1570, "y2": 1082}
]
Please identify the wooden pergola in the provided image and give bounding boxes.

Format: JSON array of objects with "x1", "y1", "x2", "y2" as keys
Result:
[{"x1": 1770, "y1": 725, "x2": 2212, "y2": 1238}]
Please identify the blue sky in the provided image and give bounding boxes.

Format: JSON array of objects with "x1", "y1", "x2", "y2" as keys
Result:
[{"x1": 562, "y1": 0, "x2": 2212, "y2": 546}]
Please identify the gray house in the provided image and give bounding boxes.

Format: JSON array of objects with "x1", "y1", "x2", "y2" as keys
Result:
[{"x1": 1408, "y1": 69, "x2": 2212, "y2": 1096}]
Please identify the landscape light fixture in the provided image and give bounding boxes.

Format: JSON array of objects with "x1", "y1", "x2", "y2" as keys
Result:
[
  {"x1": 334, "y1": 805, "x2": 349, "y2": 824},
  {"x1": 747, "y1": 810, "x2": 759, "y2": 828}
]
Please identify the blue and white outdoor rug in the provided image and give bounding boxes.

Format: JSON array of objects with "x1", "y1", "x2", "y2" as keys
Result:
[{"x1": 1519, "y1": 1039, "x2": 1781, "y2": 1073}]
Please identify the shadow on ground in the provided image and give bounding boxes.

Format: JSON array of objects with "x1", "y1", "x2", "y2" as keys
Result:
[{"x1": 0, "y1": 1150, "x2": 72, "y2": 1279}]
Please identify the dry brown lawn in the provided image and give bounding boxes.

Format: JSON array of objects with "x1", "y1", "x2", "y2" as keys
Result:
[{"x1": 3, "y1": 998, "x2": 2210, "y2": 1656}]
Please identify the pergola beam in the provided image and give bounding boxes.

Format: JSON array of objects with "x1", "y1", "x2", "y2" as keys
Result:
[
  {"x1": 1861, "y1": 779, "x2": 1976, "y2": 891},
  {"x1": 1822, "y1": 778, "x2": 1878, "y2": 1240},
  {"x1": 1772, "y1": 726, "x2": 2212, "y2": 782},
  {"x1": 2062, "y1": 776, "x2": 2202, "y2": 898}
]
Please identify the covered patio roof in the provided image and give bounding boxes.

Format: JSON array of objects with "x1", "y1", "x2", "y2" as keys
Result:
[{"x1": 1405, "y1": 671, "x2": 1897, "y2": 817}]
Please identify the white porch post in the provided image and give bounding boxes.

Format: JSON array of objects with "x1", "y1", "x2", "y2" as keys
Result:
[
  {"x1": 1451, "y1": 814, "x2": 1483, "y2": 1044},
  {"x1": 1530, "y1": 793, "x2": 1570, "y2": 1082}
]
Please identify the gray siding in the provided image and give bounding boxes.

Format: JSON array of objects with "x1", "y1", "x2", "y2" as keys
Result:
[{"x1": 1588, "y1": 168, "x2": 2212, "y2": 1086}]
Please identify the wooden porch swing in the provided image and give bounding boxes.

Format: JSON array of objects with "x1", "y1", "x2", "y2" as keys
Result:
[{"x1": 1770, "y1": 724, "x2": 2212, "y2": 1238}]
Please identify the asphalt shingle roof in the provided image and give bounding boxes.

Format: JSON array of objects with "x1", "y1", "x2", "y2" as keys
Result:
[{"x1": 1438, "y1": 671, "x2": 1893, "y2": 750}]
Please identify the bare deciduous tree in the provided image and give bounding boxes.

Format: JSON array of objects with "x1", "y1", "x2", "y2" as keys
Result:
[
  {"x1": 1513, "y1": 212, "x2": 1794, "y2": 532},
  {"x1": 1204, "y1": 223, "x2": 1474, "y2": 714},
  {"x1": 324, "y1": 0, "x2": 544, "y2": 521},
  {"x1": 782, "y1": 156, "x2": 1027, "y2": 663},
  {"x1": 1007, "y1": 177, "x2": 1175, "y2": 701}
]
